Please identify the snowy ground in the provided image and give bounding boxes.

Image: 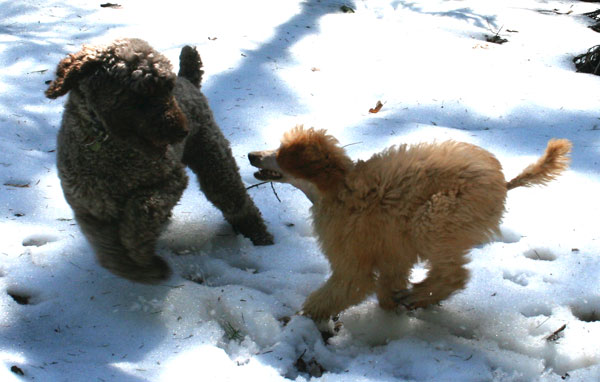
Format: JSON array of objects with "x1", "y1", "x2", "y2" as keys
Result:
[{"x1": 1, "y1": 0, "x2": 600, "y2": 381}]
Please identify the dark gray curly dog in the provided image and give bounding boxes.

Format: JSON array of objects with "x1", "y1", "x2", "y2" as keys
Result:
[{"x1": 45, "y1": 38, "x2": 273, "y2": 284}]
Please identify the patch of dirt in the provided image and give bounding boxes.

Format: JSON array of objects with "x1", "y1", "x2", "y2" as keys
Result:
[
  {"x1": 10, "y1": 365, "x2": 24, "y2": 376},
  {"x1": 574, "y1": 45, "x2": 600, "y2": 75},
  {"x1": 295, "y1": 350, "x2": 326, "y2": 378},
  {"x1": 486, "y1": 34, "x2": 508, "y2": 44}
]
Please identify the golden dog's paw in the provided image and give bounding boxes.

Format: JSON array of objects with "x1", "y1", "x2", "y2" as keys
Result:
[
  {"x1": 295, "y1": 308, "x2": 335, "y2": 341},
  {"x1": 300, "y1": 302, "x2": 333, "y2": 323},
  {"x1": 298, "y1": 308, "x2": 327, "y2": 322},
  {"x1": 392, "y1": 289, "x2": 417, "y2": 310},
  {"x1": 393, "y1": 288, "x2": 439, "y2": 310}
]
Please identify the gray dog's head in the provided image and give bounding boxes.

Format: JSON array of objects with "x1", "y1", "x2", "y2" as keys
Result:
[{"x1": 46, "y1": 38, "x2": 189, "y2": 151}]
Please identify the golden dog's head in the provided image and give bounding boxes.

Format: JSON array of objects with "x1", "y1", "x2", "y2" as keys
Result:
[{"x1": 248, "y1": 125, "x2": 353, "y2": 199}]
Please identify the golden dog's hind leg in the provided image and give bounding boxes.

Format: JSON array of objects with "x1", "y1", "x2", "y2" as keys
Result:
[
  {"x1": 395, "y1": 189, "x2": 477, "y2": 309},
  {"x1": 394, "y1": 252, "x2": 470, "y2": 309},
  {"x1": 375, "y1": 248, "x2": 415, "y2": 311},
  {"x1": 376, "y1": 272, "x2": 410, "y2": 311},
  {"x1": 301, "y1": 272, "x2": 374, "y2": 321}
]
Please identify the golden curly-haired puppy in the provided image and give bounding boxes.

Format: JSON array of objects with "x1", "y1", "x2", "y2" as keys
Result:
[{"x1": 249, "y1": 126, "x2": 571, "y2": 321}]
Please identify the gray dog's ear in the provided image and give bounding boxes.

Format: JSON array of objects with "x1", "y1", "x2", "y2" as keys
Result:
[{"x1": 45, "y1": 46, "x2": 102, "y2": 99}]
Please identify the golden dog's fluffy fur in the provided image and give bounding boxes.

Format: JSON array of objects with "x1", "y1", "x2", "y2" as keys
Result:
[{"x1": 249, "y1": 126, "x2": 571, "y2": 321}]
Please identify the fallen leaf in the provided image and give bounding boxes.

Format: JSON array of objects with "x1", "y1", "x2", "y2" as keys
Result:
[
  {"x1": 546, "y1": 324, "x2": 567, "y2": 342},
  {"x1": 100, "y1": 3, "x2": 122, "y2": 8},
  {"x1": 369, "y1": 100, "x2": 384, "y2": 114},
  {"x1": 4, "y1": 182, "x2": 30, "y2": 188}
]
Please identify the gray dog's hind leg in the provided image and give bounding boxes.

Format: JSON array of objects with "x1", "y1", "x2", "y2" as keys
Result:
[
  {"x1": 176, "y1": 45, "x2": 273, "y2": 245},
  {"x1": 182, "y1": 128, "x2": 274, "y2": 246}
]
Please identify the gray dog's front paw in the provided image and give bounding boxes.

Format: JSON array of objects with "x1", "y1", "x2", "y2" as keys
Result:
[
  {"x1": 249, "y1": 231, "x2": 274, "y2": 246},
  {"x1": 120, "y1": 256, "x2": 172, "y2": 284},
  {"x1": 229, "y1": 212, "x2": 274, "y2": 246}
]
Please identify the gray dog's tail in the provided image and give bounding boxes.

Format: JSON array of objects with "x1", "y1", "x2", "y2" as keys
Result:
[
  {"x1": 178, "y1": 45, "x2": 203, "y2": 88},
  {"x1": 506, "y1": 139, "x2": 572, "y2": 190}
]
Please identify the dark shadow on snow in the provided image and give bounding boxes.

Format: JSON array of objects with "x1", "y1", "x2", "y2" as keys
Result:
[
  {"x1": 392, "y1": 0, "x2": 499, "y2": 29},
  {"x1": 201, "y1": 0, "x2": 348, "y2": 138},
  {"x1": 339, "y1": 103, "x2": 599, "y2": 175}
]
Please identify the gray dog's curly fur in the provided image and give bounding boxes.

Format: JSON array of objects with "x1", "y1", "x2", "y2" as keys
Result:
[{"x1": 45, "y1": 38, "x2": 273, "y2": 284}]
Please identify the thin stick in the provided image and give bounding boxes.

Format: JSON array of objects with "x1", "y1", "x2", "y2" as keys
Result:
[
  {"x1": 535, "y1": 316, "x2": 551, "y2": 329},
  {"x1": 341, "y1": 141, "x2": 362, "y2": 149},
  {"x1": 246, "y1": 181, "x2": 269, "y2": 190},
  {"x1": 247, "y1": 180, "x2": 281, "y2": 202},
  {"x1": 484, "y1": 17, "x2": 503, "y2": 36},
  {"x1": 270, "y1": 182, "x2": 281, "y2": 202}
]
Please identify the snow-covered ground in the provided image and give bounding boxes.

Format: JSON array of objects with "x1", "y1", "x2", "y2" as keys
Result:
[{"x1": 1, "y1": 0, "x2": 600, "y2": 380}]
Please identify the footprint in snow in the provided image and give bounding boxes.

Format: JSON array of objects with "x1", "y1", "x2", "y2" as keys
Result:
[
  {"x1": 520, "y1": 304, "x2": 552, "y2": 318},
  {"x1": 502, "y1": 271, "x2": 531, "y2": 287},
  {"x1": 495, "y1": 227, "x2": 522, "y2": 244},
  {"x1": 6, "y1": 288, "x2": 39, "y2": 305},
  {"x1": 523, "y1": 248, "x2": 557, "y2": 261},
  {"x1": 22, "y1": 233, "x2": 58, "y2": 247},
  {"x1": 571, "y1": 302, "x2": 600, "y2": 323}
]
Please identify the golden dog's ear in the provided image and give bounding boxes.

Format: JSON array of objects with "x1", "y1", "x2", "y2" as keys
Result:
[
  {"x1": 277, "y1": 126, "x2": 353, "y2": 193},
  {"x1": 45, "y1": 46, "x2": 102, "y2": 99}
]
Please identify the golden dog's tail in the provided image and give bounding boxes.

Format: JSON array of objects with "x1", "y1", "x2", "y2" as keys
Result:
[{"x1": 506, "y1": 139, "x2": 572, "y2": 190}]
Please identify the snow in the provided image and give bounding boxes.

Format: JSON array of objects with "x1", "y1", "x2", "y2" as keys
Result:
[{"x1": 1, "y1": 0, "x2": 600, "y2": 381}]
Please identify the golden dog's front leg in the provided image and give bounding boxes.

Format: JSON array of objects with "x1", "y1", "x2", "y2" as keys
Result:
[{"x1": 301, "y1": 272, "x2": 374, "y2": 322}]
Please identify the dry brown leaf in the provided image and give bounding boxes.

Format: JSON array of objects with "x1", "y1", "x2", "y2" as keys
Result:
[
  {"x1": 100, "y1": 3, "x2": 122, "y2": 9},
  {"x1": 4, "y1": 182, "x2": 30, "y2": 188},
  {"x1": 369, "y1": 100, "x2": 384, "y2": 114}
]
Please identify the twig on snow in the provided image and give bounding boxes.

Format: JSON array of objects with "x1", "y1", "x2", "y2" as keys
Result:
[
  {"x1": 270, "y1": 182, "x2": 281, "y2": 203},
  {"x1": 546, "y1": 323, "x2": 567, "y2": 342}
]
